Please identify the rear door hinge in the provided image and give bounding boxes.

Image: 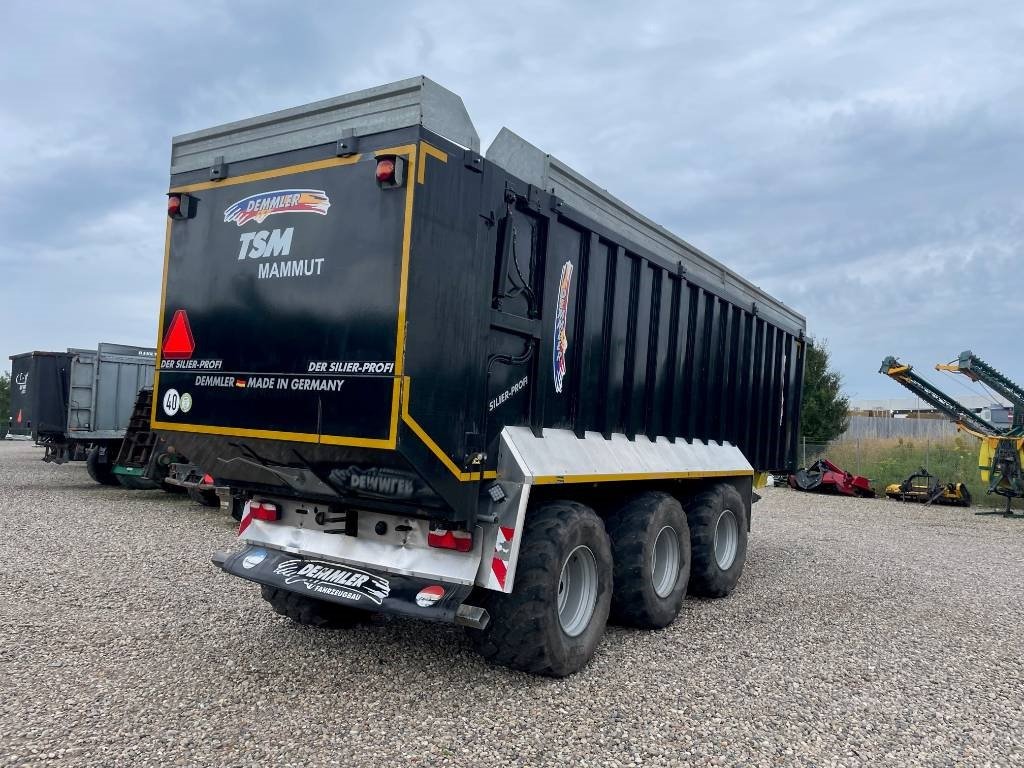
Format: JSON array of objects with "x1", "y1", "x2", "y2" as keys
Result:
[{"x1": 209, "y1": 155, "x2": 228, "y2": 181}]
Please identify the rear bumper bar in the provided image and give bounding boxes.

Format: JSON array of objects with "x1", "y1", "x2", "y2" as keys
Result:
[{"x1": 213, "y1": 545, "x2": 488, "y2": 628}]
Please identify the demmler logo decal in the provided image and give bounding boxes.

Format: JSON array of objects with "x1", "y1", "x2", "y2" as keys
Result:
[
  {"x1": 552, "y1": 261, "x2": 573, "y2": 393},
  {"x1": 273, "y1": 559, "x2": 390, "y2": 605},
  {"x1": 224, "y1": 189, "x2": 331, "y2": 227}
]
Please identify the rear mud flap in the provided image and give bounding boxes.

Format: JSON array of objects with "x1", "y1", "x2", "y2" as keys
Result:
[{"x1": 213, "y1": 546, "x2": 486, "y2": 627}]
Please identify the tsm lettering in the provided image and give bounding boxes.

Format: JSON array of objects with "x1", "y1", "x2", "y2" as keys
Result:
[{"x1": 238, "y1": 227, "x2": 294, "y2": 260}]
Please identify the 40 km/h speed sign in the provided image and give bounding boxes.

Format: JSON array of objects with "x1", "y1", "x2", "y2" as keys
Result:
[{"x1": 162, "y1": 389, "x2": 180, "y2": 417}]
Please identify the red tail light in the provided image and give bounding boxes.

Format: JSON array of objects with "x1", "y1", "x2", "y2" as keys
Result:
[
  {"x1": 375, "y1": 156, "x2": 405, "y2": 188},
  {"x1": 249, "y1": 501, "x2": 280, "y2": 521},
  {"x1": 428, "y1": 528, "x2": 473, "y2": 552},
  {"x1": 167, "y1": 192, "x2": 196, "y2": 220},
  {"x1": 375, "y1": 158, "x2": 396, "y2": 183}
]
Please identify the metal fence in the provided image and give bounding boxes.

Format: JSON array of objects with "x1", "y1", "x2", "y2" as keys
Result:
[
  {"x1": 841, "y1": 415, "x2": 958, "y2": 441},
  {"x1": 794, "y1": 431, "x2": 992, "y2": 505}
]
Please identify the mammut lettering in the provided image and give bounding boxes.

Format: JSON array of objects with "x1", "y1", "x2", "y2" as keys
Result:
[{"x1": 258, "y1": 258, "x2": 325, "y2": 280}]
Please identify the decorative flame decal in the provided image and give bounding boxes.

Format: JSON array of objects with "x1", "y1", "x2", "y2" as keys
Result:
[
  {"x1": 552, "y1": 261, "x2": 573, "y2": 393},
  {"x1": 224, "y1": 189, "x2": 330, "y2": 227}
]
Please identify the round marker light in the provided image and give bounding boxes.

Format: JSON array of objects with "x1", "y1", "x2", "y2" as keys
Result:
[
  {"x1": 375, "y1": 158, "x2": 396, "y2": 184},
  {"x1": 167, "y1": 194, "x2": 182, "y2": 218}
]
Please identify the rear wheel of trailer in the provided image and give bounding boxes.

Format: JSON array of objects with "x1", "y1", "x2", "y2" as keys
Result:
[
  {"x1": 86, "y1": 446, "x2": 119, "y2": 486},
  {"x1": 685, "y1": 483, "x2": 749, "y2": 598},
  {"x1": 116, "y1": 474, "x2": 158, "y2": 490},
  {"x1": 606, "y1": 491, "x2": 691, "y2": 629},
  {"x1": 471, "y1": 501, "x2": 613, "y2": 677},
  {"x1": 187, "y1": 486, "x2": 219, "y2": 507},
  {"x1": 261, "y1": 586, "x2": 368, "y2": 629},
  {"x1": 161, "y1": 481, "x2": 188, "y2": 495}
]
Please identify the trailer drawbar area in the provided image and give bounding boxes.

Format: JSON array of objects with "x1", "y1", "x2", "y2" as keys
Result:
[{"x1": 156, "y1": 77, "x2": 806, "y2": 676}]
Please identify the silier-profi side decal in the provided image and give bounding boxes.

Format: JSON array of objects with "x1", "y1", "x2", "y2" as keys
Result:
[
  {"x1": 489, "y1": 375, "x2": 528, "y2": 412},
  {"x1": 224, "y1": 189, "x2": 330, "y2": 227}
]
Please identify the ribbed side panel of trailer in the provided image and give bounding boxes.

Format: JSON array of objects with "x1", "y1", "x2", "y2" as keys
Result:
[{"x1": 482, "y1": 131, "x2": 805, "y2": 483}]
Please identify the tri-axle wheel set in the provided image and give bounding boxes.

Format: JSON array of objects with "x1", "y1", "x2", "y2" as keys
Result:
[{"x1": 262, "y1": 482, "x2": 749, "y2": 677}]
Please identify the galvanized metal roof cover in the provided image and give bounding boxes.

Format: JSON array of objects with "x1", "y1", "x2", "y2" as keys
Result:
[
  {"x1": 170, "y1": 76, "x2": 480, "y2": 175},
  {"x1": 486, "y1": 127, "x2": 805, "y2": 330}
]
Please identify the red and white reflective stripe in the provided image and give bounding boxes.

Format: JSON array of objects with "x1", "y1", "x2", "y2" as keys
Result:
[
  {"x1": 490, "y1": 525, "x2": 516, "y2": 589},
  {"x1": 491, "y1": 557, "x2": 507, "y2": 588},
  {"x1": 238, "y1": 500, "x2": 281, "y2": 535},
  {"x1": 238, "y1": 506, "x2": 253, "y2": 536}
]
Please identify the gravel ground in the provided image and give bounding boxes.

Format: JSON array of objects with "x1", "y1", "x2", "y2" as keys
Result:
[{"x1": 1, "y1": 440, "x2": 1023, "y2": 767}]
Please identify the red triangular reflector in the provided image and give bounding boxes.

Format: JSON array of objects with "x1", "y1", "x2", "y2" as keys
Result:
[{"x1": 162, "y1": 309, "x2": 195, "y2": 359}]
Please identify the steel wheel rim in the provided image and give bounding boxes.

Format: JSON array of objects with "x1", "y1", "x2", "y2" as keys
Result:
[
  {"x1": 651, "y1": 525, "x2": 680, "y2": 598},
  {"x1": 714, "y1": 509, "x2": 739, "y2": 570},
  {"x1": 557, "y1": 545, "x2": 599, "y2": 637}
]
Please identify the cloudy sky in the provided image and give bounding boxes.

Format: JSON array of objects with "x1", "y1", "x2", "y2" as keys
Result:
[{"x1": 1, "y1": 0, "x2": 1021, "y2": 401}]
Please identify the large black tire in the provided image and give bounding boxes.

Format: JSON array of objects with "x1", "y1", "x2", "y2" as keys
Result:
[
  {"x1": 116, "y1": 474, "x2": 157, "y2": 490},
  {"x1": 606, "y1": 491, "x2": 691, "y2": 628},
  {"x1": 85, "y1": 447, "x2": 119, "y2": 486},
  {"x1": 686, "y1": 483, "x2": 749, "y2": 598},
  {"x1": 260, "y1": 585, "x2": 367, "y2": 629},
  {"x1": 470, "y1": 501, "x2": 612, "y2": 677},
  {"x1": 188, "y1": 486, "x2": 220, "y2": 507}
]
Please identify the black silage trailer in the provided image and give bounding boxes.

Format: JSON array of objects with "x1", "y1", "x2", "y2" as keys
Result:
[
  {"x1": 9, "y1": 351, "x2": 73, "y2": 437},
  {"x1": 9, "y1": 345, "x2": 156, "y2": 474},
  {"x1": 155, "y1": 77, "x2": 805, "y2": 676}
]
